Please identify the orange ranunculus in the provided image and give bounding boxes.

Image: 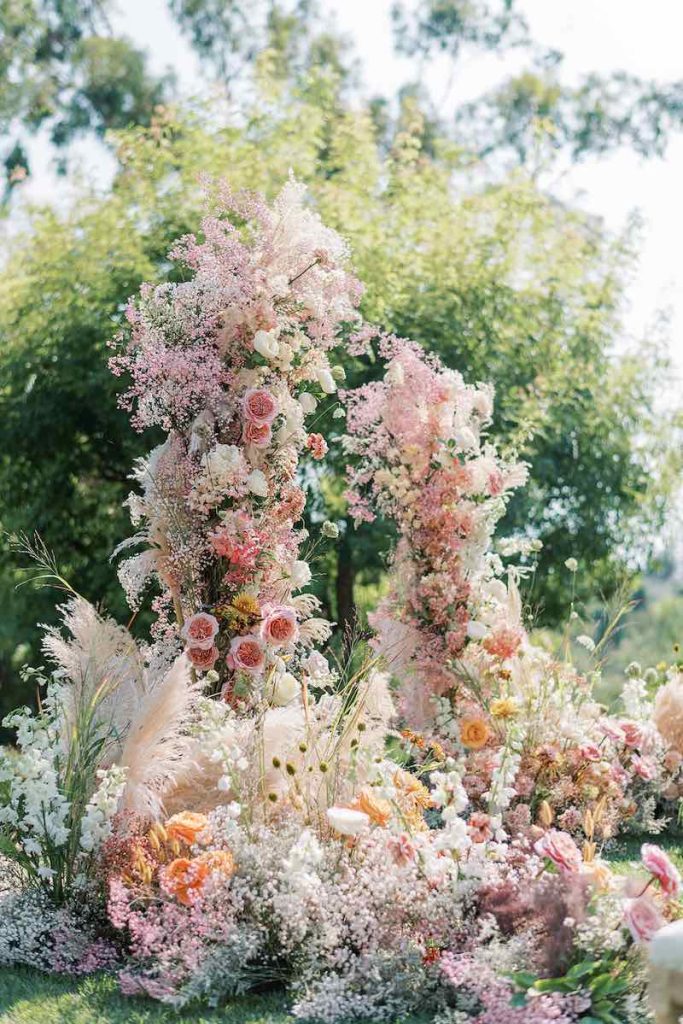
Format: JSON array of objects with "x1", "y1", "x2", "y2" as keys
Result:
[
  {"x1": 353, "y1": 788, "x2": 392, "y2": 827},
  {"x1": 165, "y1": 811, "x2": 209, "y2": 846},
  {"x1": 163, "y1": 857, "x2": 209, "y2": 905},
  {"x1": 459, "y1": 717, "x2": 490, "y2": 750},
  {"x1": 194, "y1": 849, "x2": 236, "y2": 879}
]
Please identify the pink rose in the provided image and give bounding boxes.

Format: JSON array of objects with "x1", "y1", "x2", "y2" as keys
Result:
[
  {"x1": 181, "y1": 612, "x2": 219, "y2": 651},
  {"x1": 228, "y1": 635, "x2": 266, "y2": 674},
  {"x1": 623, "y1": 893, "x2": 664, "y2": 944},
  {"x1": 260, "y1": 605, "x2": 299, "y2": 648},
  {"x1": 188, "y1": 645, "x2": 219, "y2": 671},
  {"x1": 243, "y1": 420, "x2": 272, "y2": 447},
  {"x1": 242, "y1": 388, "x2": 278, "y2": 426},
  {"x1": 642, "y1": 844, "x2": 681, "y2": 897},
  {"x1": 534, "y1": 829, "x2": 582, "y2": 875},
  {"x1": 579, "y1": 743, "x2": 602, "y2": 762}
]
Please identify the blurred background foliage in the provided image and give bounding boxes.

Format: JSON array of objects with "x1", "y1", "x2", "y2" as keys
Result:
[{"x1": 1, "y1": 0, "x2": 682, "y2": 724}]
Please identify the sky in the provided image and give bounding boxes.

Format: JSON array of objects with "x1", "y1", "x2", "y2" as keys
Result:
[{"x1": 12, "y1": 0, "x2": 683, "y2": 377}]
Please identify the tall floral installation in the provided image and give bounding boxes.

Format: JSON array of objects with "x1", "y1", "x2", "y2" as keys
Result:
[{"x1": 1, "y1": 181, "x2": 683, "y2": 1023}]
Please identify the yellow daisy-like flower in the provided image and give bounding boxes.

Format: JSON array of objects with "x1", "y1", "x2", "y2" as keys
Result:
[
  {"x1": 489, "y1": 697, "x2": 519, "y2": 720},
  {"x1": 232, "y1": 593, "x2": 260, "y2": 618}
]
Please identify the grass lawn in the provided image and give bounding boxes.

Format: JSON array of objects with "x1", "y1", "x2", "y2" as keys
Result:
[{"x1": 1, "y1": 836, "x2": 681, "y2": 1024}]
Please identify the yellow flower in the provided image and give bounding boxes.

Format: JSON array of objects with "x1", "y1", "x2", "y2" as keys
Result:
[
  {"x1": 489, "y1": 698, "x2": 518, "y2": 720},
  {"x1": 232, "y1": 593, "x2": 260, "y2": 618},
  {"x1": 459, "y1": 717, "x2": 490, "y2": 750}
]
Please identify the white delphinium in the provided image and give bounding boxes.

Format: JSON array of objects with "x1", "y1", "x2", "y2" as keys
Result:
[
  {"x1": 483, "y1": 745, "x2": 521, "y2": 840},
  {"x1": 79, "y1": 766, "x2": 127, "y2": 853},
  {"x1": 621, "y1": 671, "x2": 653, "y2": 721}
]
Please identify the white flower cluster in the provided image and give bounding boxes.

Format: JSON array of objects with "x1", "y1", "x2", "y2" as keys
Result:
[
  {"x1": 79, "y1": 766, "x2": 128, "y2": 853},
  {"x1": 0, "y1": 706, "x2": 70, "y2": 870}
]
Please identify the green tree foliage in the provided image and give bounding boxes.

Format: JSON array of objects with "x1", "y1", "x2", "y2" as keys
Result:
[
  {"x1": 392, "y1": 0, "x2": 683, "y2": 162},
  {"x1": 0, "y1": 0, "x2": 171, "y2": 190}
]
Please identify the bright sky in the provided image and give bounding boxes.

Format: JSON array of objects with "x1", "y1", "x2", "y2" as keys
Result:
[{"x1": 13, "y1": 0, "x2": 683, "y2": 377}]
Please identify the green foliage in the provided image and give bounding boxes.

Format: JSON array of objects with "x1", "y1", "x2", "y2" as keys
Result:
[{"x1": 0, "y1": 0, "x2": 171, "y2": 190}]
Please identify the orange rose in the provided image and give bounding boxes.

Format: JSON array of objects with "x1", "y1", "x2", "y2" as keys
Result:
[
  {"x1": 353, "y1": 788, "x2": 392, "y2": 827},
  {"x1": 163, "y1": 857, "x2": 209, "y2": 905},
  {"x1": 459, "y1": 717, "x2": 490, "y2": 750},
  {"x1": 165, "y1": 812, "x2": 209, "y2": 847}
]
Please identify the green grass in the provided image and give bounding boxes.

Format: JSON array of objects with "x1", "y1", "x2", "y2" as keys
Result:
[
  {"x1": 1, "y1": 837, "x2": 682, "y2": 1024},
  {"x1": 0, "y1": 972, "x2": 295, "y2": 1024}
]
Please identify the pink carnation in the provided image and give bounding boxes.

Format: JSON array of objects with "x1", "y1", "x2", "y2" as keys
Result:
[
  {"x1": 623, "y1": 893, "x2": 664, "y2": 944},
  {"x1": 641, "y1": 844, "x2": 681, "y2": 897},
  {"x1": 534, "y1": 829, "x2": 582, "y2": 875},
  {"x1": 306, "y1": 433, "x2": 328, "y2": 460},
  {"x1": 242, "y1": 387, "x2": 278, "y2": 425},
  {"x1": 228, "y1": 635, "x2": 266, "y2": 674},
  {"x1": 181, "y1": 612, "x2": 219, "y2": 651},
  {"x1": 631, "y1": 754, "x2": 657, "y2": 781},
  {"x1": 260, "y1": 604, "x2": 299, "y2": 648}
]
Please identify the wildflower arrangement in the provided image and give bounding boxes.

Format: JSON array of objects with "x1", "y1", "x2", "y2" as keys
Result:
[{"x1": 0, "y1": 181, "x2": 682, "y2": 1023}]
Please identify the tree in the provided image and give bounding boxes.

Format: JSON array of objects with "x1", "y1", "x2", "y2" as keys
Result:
[
  {"x1": 0, "y1": 0, "x2": 172, "y2": 192},
  {"x1": 392, "y1": 0, "x2": 683, "y2": 164}
]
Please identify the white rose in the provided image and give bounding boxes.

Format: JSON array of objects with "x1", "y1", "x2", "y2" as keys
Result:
[
  {"x1": 298, "y1": 392, "x2": 318, "y2": 415},
  {"x1": 317, "y1": 368, "x2": 337, "y2": 394},
  {"x1": 247, "y1": 469, "x2": 269, "y2": 497},
  {"x1": 269, "y1": 672, "x2": 300, "y2": 706},
  {"x1": 326, "y1": 807, "x2": 369, "y2": 836},
  {"x1": 202, "y1": 443, "x2": 242, "y2": 480},
  {"x1": 253, "y1": 330, "x2": 280, "y2": 360},
  {"x1": 290, "y1": 560, "x2": 312, "y2": 589}
]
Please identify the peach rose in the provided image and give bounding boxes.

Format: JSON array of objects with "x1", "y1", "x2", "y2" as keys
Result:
[
  {"x1": 242, "y1": 387, "x2": 278, "y2": 425},
  {"x1": 165, "y1": 812, "x2": 210, "y2": 846},
  {"x1": 243, "y1": 420, "x2": 272, "y2": 447},
  {"x1": 459, "y1": 717, "x2": 490, "y2": 750},
  {"x1": 194, "y1": 849, "x2": 235, "y2": 880},
  {"x1": 163, "y1": 857, "x2": 209, "y2": 906},
  {"x1": 188, "y1": 645, "x2": 219, "y2": 671},
  {"x1": 260, "y1": 605, "x2": 299, "y2": 648},
  {"x1": 534, "y1": 829, "x2": 582, "y2": 875},
  {"x1": 642, "y1": 844, "x2": 681, "y2": 897},
  {"x1": 228, "y1": 635, "x2": 266, "y2": 674},
  {"x1": 623, "y1": 893, "x2": 664, "y2": 944},
  {"x1": 181, "y1": 611, "x2": 219, "y2": 651}
]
